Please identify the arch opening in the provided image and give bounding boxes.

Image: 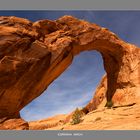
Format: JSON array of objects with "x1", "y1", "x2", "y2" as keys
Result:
[{"x1": 20, "y1": 50, "x2": 105, "y2": 121}]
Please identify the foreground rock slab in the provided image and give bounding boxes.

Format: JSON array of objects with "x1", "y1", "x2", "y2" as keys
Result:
[{"x1": 46, "y1": 103, "x2": 140, "y2": 130}]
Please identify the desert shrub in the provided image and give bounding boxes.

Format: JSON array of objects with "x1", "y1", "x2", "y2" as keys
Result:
[
  {"x1": 105, "y1": 100, "x2": 113, "y2": 108},
  {"x1": 70, "y1": 108, "x2": 85, "y2": 125}
]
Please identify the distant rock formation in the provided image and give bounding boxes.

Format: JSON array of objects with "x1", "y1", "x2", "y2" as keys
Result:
[{"x1": 0, "y1": 16, "x2": 140, "y2": 129}]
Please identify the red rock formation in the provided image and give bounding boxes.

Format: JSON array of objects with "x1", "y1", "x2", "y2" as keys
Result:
[
  {"x1": 0, "y1": 117, "x2": 28, "y2": 130},
  {"x1": 85, "y1": 75, "x2": 107, "y2": 112},
  {"x1": 0, "y1": 15, "x2": 140, "y2": 129}
]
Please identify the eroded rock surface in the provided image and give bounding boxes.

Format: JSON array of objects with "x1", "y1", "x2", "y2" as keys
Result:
[
  {"x1": 0, "y1": 15, "x2": 140, "y2": 129},
  {"x1": 46, "y1": 103, "x2": 140, "y2": 130},
  {"x1": 0, "y1": 117, "x2": 28, "y2": 130}
]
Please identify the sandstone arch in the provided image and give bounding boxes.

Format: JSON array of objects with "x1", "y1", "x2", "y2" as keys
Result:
[{"x1": 0, "y1": 16, "x2": 140, "y2": 129}]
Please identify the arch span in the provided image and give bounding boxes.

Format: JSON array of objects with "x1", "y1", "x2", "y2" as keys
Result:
[
  {"x1": 20, "y1": 50, "x2": 105, "y2": 121},
  {"x1": 0, "y1": 16, "x2": 140, "y2": 123}
]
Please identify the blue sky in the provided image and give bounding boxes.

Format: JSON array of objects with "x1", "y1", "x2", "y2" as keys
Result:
[{"x1": 0, "y1": 11, "x2": 140, "y2": 121}]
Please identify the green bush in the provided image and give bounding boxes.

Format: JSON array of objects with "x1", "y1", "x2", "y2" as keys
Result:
[
  {"x1": 70, "y1": 108, "x2": 85, "y2": 125},
  {"x1": 105, "y1": 100, "x2": 113, "y2": 108}
]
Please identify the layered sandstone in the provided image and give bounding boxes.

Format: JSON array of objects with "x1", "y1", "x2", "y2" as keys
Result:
[{"x1": 0, "y1": 16, "x2": 140, "y2": 129}]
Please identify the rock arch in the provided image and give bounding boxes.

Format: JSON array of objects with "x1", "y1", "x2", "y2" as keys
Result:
[{"x1": 0, "y1": 16, "x2": 140, "y2": 128}]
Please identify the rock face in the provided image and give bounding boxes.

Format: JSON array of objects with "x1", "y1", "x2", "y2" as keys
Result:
[
  {"x1": 85, "y1": 75, "x2": 107, "y2": 112},
  {"x1": 0, "y1": 16, "x2": 140, "y2": 129},
  {"x1": 0, "y1": 118, "x2": 28, "y2": 130}
]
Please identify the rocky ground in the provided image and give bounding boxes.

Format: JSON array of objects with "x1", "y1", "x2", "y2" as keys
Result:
[{"x1": 29, "y1": 102, "x2": 140, "y2": 130}]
